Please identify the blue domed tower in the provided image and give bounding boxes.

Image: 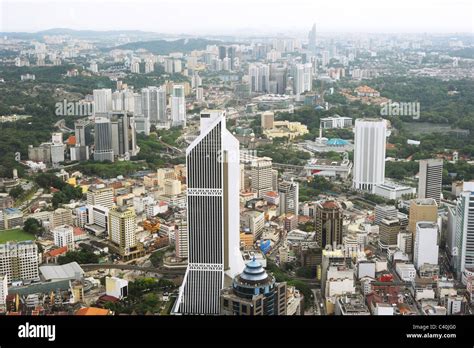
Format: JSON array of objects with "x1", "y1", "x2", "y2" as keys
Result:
[{"x1": 220, "y1": 257, "x2": 287, "y2": 315}]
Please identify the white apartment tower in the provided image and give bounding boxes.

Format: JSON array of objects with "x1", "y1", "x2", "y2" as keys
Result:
[
  {"x1": 414, "y1": 221, "x2": 439, "y2": 270},
  {"x1": 53, "y1": 225, "x2": 75, "y2": 250},
  {"x1": 171, "y1": 85, "x2": 186, "y2": 127},
  {"x1": 174, "y1": 110, "x2": 245, "y2": 314},
  {"x1": 279, "y1": 180, "x2": 299, "y2": 217},
  {"x1": 292, "y1": 63, "x2": 313, "y2": 95},
  {"x1": 454, "y1": 182, "x2": 474, "y2": 283},
  {"x1": 352, "y1": 118, "x2": 388, "y2": 192},
  {"x1": 0, "y1": 241, "x2": 39, "y2": 284},
  {"x1": 93, "y1": 88, "x2": 112, "y2": 114},
  {"x1": 249, "y1": 63, "x2": 270, "y2": 93},
  {"x1": 141, "y1": 86, "x2": 167, "y2": 126}
]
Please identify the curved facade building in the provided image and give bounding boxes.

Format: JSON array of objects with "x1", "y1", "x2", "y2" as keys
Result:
[{"x1": 220, "y1": 258, "x2": 287, "y2": 315}]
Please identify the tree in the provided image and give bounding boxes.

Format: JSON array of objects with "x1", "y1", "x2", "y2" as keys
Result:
[
  {"x1": 23, "y1": 218, "x2": 44, "y2": 236},
  {"x1": 8, "y1": 186, "x2": 24, "y2": 199}
]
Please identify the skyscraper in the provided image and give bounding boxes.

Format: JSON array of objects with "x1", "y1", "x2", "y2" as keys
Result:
[
  {"x1": 454, "y1": 182, "x2": 474, "y2": 283},
  {"x1": 171, "y1": 85, "x2": 186, "y2": 127},
  {"x1": 414, "y1": 221, "x2": 439, "y2": 270},
  {"x1": 109, "y1": 111, "x2": 138, "y2": 158},
  {"x1": 308, "y1": 23, "x2": 317, "y2": 54},
  {"x1": 272, "y1": 65, "x2": 287, "y2": 95},
  {"x1": 93, "y1": 88, "x2": 112, "y2": 114},
  {"x1": 249, "y1": 63, "x2": 270, "y2": 93},
  {"x1": 378, "y1": 218, "x2": 401, "y2": 251},
  {"x1": 408, "y1": 198, "x2": 438, "y2": 234},
  {"x1": 74, "y1": 120, "x2": 87, "y2": 147},
  {"x1": 108, "y1": 206, "x2": 139, "y2": 259},
  {"x1": 174, "y1": 110, "x2": 245, "y2": 314},
  {"x1": 250, "y1": 156, "x2": 273, "y2": 197},
  {"x1": 93, "y1": 117, "x2": 114, "y2": 162},
  {"x1": 278, "y1": 180, "x2": 299, "y2": 217},
  {"x1": 292, "y1": 63, "x2": 312, "y2": 95},
  {"x1": 352, "y1": 118, "x2": 388, "y2": 192},
  {"x1": 315, "y1": 200, "x2": 343, "y2": 248},
  {"x1": 418, "y1": 159, "x2": 443, "y2": 205},
  {"x1": 141, "y1": 86, "x2": 167, "y2": 126}
]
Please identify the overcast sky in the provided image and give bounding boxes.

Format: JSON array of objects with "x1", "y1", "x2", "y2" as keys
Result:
[{"x1": 1, "y1": 0, "x2": 473, "y2": 35}]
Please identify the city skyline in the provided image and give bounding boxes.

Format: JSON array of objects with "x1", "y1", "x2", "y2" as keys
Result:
[{"x1": 1, "y1": 0, "x2": 473, "y2": 34}]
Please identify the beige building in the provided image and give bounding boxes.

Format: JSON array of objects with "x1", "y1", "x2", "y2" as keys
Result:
[
  {"x1": 408, "y1": 198, "x2": 438, "y2": 234},
  {"x1": 49, "y1": 208, "x2": 73, "y2": 230},
  {"x1": 263, "y1": 121, "x2": 309, "y2": 140},
  {"x1": 165, "y1": 179, "x2": 182, "y2": 196},
  {"x1": 86, "y1": 185, "x2": 114, "y2": 208},
  {"x1": 108, "y1": 206, "x2": 143, "y2": 260},
  {"x1": 261, "y1": 111, "x2": 275, "y2": 129}
]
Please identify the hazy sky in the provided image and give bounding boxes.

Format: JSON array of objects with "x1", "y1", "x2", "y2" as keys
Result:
[{"x1": 1, "y1": 0, "x2": 473, "y2": 34}]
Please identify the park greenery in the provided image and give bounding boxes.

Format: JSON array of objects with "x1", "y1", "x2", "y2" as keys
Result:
[
  {"x1": 266, "y1": 261, "x2": 314, "y2": 310},
  {"x1": 34, "y1": 172, "x2": 83, "y2": 208},
  {"x1": 23, "y1": 218, "x2": 46, "y2": 236},
  {"x1": 101, "y1": 277, "x2": 177, "y2": 315},
  {"x1": 58, "y1": 249, "x2": 100, "y2": 264}
]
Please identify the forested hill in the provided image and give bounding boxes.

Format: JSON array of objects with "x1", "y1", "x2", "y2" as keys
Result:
[{"x1": 112, "y1": 38, "x2": 222, "y2": 54}]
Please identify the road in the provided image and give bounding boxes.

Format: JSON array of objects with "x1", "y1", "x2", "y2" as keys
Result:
[
  {"x1": 312, "y1": 289, "x2": 325, "y2": 315},
  {"x1": 80, "y1": 263, "x2": 185, "y2": 277}
]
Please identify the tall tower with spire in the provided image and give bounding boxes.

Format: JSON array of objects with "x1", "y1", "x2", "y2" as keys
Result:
[{"x1": 308, "y1": 23, "x2": 317, "y2": 55}]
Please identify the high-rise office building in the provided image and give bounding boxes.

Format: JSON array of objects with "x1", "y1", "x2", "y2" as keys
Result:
[
  {"x1": 408, "y1": 198, "x2": 438, "y2": 234},
  {"x1": 278, "y1": 180, "x2": 299, "y2": 217},
  {"x1": 250, "y1": 157, "x2": 273, "y2": 197},
  {"x1": 453, "y1": 182, "x2": 474, "y2": 283},
  {"x1": 220, "y1": 258, "x2": 287, "y2": 315},
  {"x1": 352, "y1": 118, "x2": 388, "y2": 192},
  {"x1": 93, "y1": 88, "x2": 112, "y2": 114},
  {"x1": 141, "y1": 86, "x2": 167, "y2": 126},
  {"x1": 292, "y1": 63, "x2": 312, "y2": 95},
  {"x1": 315, "y1": 200, "x2": 343, "y2": 248},
  {"x1": 0, "y1": 241, "x2": 39, "y2": 283},
  {"x1": 378, "y1": 218, "x2": 401, "y2": 251},
  {"x1": 414, "y1": 221, "x2": 439, "y2": 270},
  {"x1": 418, "y1": 159, "x2": 443, "y2": 205},
  {"x1": 249, "y1": 63, "x2": 270, "y2": 93},
  {"x1": 93, "y1": 117, "x2": 114, "y2": 162},
  {"x1": 171, "y1": 85, "x2": 186, "y2": 127},
  {"x1": 109, "y1": 112, "x2": 138, "y2": 158},
  {"x1": 218, "y1": 45, "x2": 227, "y2": 60},
  {"x1": 74, "y1": 120, "x2": 87, "y2": 147},
  {"x1": 270, "y1": 65, "x2": 287, "y2": 95},
  {"x1": 174, "y1": 110, "x2": 245, "y2": 314}
]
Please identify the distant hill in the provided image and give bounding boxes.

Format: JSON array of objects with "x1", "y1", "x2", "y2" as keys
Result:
[
  {"x1": 0, "y1": 28, "x2": 163, "y2": 41},
  {"x1": 112, "y1": 38, "x2": 222, "y2": 54}
]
